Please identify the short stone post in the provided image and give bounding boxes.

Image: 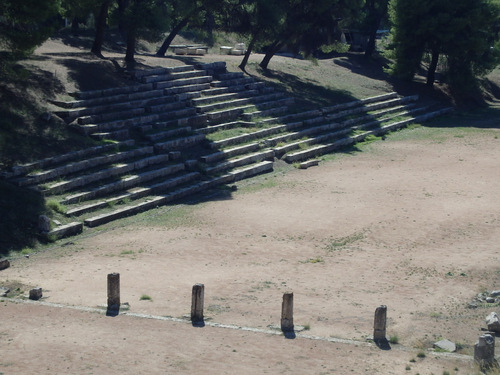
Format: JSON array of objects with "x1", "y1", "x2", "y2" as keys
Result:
[
  {"x1": 29, "y1": 287, "x2": 42, "y2": 300},
  {"x1": 191, "y1": 283, "x2": 204, "y2": 323},
  {"x1": 474, "y1": 334, "x2": 496, "y2": 369},
  {"x1": 107, "y1": 273, "x2": 120, "y2": 312},
  {"x1": 373, "y1": 305, "x2": 387, "y2": 341},
  {"x1": 281, "y1": 292, "x2": 294, "y2": 332}
]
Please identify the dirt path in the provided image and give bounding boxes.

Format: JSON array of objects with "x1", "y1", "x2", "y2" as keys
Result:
[{"x1": 2, "y1": 125, "x2": 499, "y2": 374}]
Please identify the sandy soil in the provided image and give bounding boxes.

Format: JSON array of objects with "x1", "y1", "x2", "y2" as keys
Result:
[
  {"x1": 1, "y1": 37, "x2": 500, "y2": 374},
  {"x1": 2, "y1": 126, "x2": 500, "y2": 374}
]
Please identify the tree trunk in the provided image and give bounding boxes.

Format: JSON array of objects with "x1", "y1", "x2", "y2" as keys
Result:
[
  {"x1": 125, "y1": 30, "x2": 136, "y2": 63},
  {"x1": 91, "y1": 1, "x2": 111, "y2": 57},
  {"x1": 259, "y1": 40, "x2": 284, "y2": 70},
  {"x1": 238, "y1": 34, "x2": 257, "y2": 72},
  {"x1": 156, "y1": 17, "x2": 190, "y2": 56},
  {"x1": 156, "y1": 6, "x2": 203, "y2": 57},
  {"x1": 117, "y1": 0, "x2": 130, "y2": 37},
  {"x1": 426, "y1": 49, "x2": 439, "y2": 86}
]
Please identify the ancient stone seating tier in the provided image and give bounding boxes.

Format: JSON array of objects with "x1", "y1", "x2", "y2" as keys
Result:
[{"x1": 3, "y1": 61, "x2": 452, "y2": 240}]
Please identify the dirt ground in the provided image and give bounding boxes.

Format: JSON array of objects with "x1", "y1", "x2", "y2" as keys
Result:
[
  {"x1": 1, "y1": 38, "x2": 500, "y2": 374},
  {"x1": 2, "y1": 125, "x2": 500, "y2": 374}
]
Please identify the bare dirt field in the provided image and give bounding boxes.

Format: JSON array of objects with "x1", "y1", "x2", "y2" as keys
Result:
[
  {"x1": 2, "y1": 123, "x2": 500, "y2": 374},
  {"x1": 1, "y1": 38, "x2": 500, "y2": 374}
]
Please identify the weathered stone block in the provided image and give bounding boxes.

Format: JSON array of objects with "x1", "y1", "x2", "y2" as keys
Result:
[
  {"x1": 0, "y1": 258, "x2": 10, "y2": 271},
  {"x1": 29, "y1": 287, "x2": 42, "y2": 300},
  {"x1": 486, "y1": 311, "x2": 500, "y2": 333}
]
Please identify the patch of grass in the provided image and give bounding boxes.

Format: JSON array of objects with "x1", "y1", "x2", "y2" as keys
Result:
[
  {"x1": 46, "y1": 199, "x2": 67, "y2": 215},
  {"x1": 140, "y1": 294, "x2": 153, "y2": 301},
  {"x1": 120, "y1": 250, "x2": 135, "y2": 256},
  {"x1": 417, "y1": 351, "x2": 426, "y2": 358},
  {"x1": 325, "y1": 232, "x2": 364, "y2": 251},
  {"x1": 303, "y1": 256, "x2": 324, "y2": 264},
  {"x1": 389, "y1": 335, "x2": 399, "y2": 344}
]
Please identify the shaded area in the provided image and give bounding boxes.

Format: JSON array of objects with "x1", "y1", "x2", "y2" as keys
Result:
[
  {"x1": 374, "y1": 338, "x2": 391, "y2": 350},
  {"x1": 259, "y1": 68, "x2": 355, "y2": 110},
  {"x1": 0, "y1": 180, "x2": 47, "y2": 255}
]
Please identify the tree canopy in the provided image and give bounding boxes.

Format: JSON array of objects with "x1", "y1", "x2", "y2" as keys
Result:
[
  {"x1": 387, "y1": 0, "x2": 500, "y2": 90},
  {"x1": 0, "y1": 0, "x2": 62, "y2": 56}
]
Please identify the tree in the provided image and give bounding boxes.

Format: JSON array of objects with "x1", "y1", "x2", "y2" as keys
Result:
[
  {"x1": 387, "y1": 0, "x2": 500, "y2": 90},
  {"x1": 361, "y1": 0, "x2": 389, "y2": 58},
  {"x1": 258, "y1": 0, "x2": 363, "y2": 70},
  {"x1": 117, "y1": 0, "x2": 170, "y2": 62},
  {"x1": 91, "y1": 0, "x2": 113, "y2": 57},
  {"x1": 0, "y1": 0, "x2": 62, "y2": 56}
]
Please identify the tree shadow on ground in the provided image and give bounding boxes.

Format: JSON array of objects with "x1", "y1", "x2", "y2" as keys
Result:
[
  {"x1": 0, "y1": 181, "x2": 47, "y2": 255},
  {"x1": 258, "y1": 68, "x2": 356, "y2": 110}
]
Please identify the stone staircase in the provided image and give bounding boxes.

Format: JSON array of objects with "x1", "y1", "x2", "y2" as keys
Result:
[{"x1": 2, "y1": 61, "x2": 453, "y2": 240}]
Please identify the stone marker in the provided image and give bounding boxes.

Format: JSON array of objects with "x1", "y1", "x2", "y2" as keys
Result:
[
  {"x1": 474, "y1": 334, "x2": 495, "y2": 369},
  {"x1": 191, "y1": 283, "x2": 204, "y2": 323},
  {"x1": 486, "y1": 311, "x2": 500, "y2": 333},
  {"x1": 107, "y1": 273, "x2": 120, "y2": 312},
  {"x1": 38, "y1": 215, "x2": 51, "y2": 233},
  {"x1": 373, "y1": 305, "x2": 387, "y2": 341},
  {"x1": 0, "y1": 258, "x2": 10, "y2": 270},
  {"x1": 434, "y1": 339, "x2": 456, "y2": 352},
  {"x1": 29, "y1": 287, "x2": 42, "y2": 300},
  {"x1": 281, "y1": 292, "x2": 294, "y2": 332}
]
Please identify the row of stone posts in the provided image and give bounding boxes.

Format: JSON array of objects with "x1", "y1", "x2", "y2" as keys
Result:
[{"x1": 106, "y1": 273, "x2": 497, "y2": 367}]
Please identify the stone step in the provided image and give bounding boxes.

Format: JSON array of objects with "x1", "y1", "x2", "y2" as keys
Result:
[
  {"x1": 145, "y1": 126, "x2": 192, "y2": 142},
  {"x1": 69, "y1": 83, "x2": 155, "y2": 101},
  {"x1": 90, "y1": 129, "x2": 131, "y2": 141},
  {"x1": 61, "y1": 162, "x2": 184, "y2": 205},
  {"x1": 206, "y1": 105, "x2": 255, "y2": 124},
  {"x1": 216, "y1": 72, "x2": 245, "y2": 80},
  {"x1": 152, "y1": 113, "x2": 208, "y2": 131},
  {"x1": 154, "y1": 134, "x2": 206, "y2": 153},
  {"x1": 208, "y1": 123, "x2": 288, "y2": 150},
  {"x1": 200, "y1": 142, "x2": 261, "y2": 164},
  {"x1": 204, "y1": 150, "x2": 275, "y2": 175},
  {"x1": 15, "y1": 146, "x2": 154, "y2": 187},
  {"x1": 84, "y1": 160, "x2": 273, "y2": 228},
  {"x1": 242, "y1": 103, "x2": 292, "y2": 121},
  {"x1": 195, "y1": 94, "x2": 260, "y2": 113},
  {"x1": 192, "y1": 90, "x2": 258, "y2": 107},
  {"x1": 131, "y1": 65, "x2": 196, "y2": 80},
  {"x1": 66, "y1": 171, "x2": 201, "y2": 217},
  {"x1": 141, "y1": 69, "x2": 206, "y2": 84},
  {"x1": 211, "y1": 77, "x2": 254, "y2": 88},
  {"x1": 52, "y1": 84, "x2": 156, "y2": 110},
  {"x1": 43, "y1": 153, "x2": 171, "y2": 195},
  {"x1": 229, "y1": 160, "x2": 274, "y2": 182},
  {"x1": 77, "y1": 107, "x2": 146, "y2": 125},
  {"x1": 155, "y1": 76, "x2": 213, "y2": 90},
  {"x1": 196, "y1": 120, "x2": 255, "y2": 135},
  {"x1": 6, "y1": 140, "x2": 135, "y2": 178},
  {"x1": 164, "y1": 83, "x2": 211, "y2": 97},
  {"x1": 321, "y1": 92, "x2": 399, "y2": 115},
  {"x1": 281, "y1": 107, "x2": 453, "y2": 163}
]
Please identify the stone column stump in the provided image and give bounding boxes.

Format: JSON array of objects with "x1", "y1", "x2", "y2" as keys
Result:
[
  {"x1": 281, "y1": 292, "x2": 294, "y2": 332},
  {"x1": 191, "y1": 283, "x2": 204, "y2": 323},
  {"x1": 474, "y1": 334, "x2": 496, "y2": 369},
  {"x1": 107, "y1": 273, "x2": 120, "y2": 313},
  {"x1": 374, "y1": 305, "x2": 387, "y2": 341}
]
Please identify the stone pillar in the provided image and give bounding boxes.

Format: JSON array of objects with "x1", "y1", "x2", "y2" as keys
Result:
[
  {"x1": 474, "y1": 334, "x2": 495, "y2": 369},
  {"x1": 373, "y1": 305, "x2": 387, "y2": 341},
  {"x1": 281, "y1": 292, "x2": 294, "y2": 332},
  {"x1": 191, "y1": 283, "x2": 204, "y2": 323},
  {"x1": 107, "y1": 273, "x2": 120, "y2": 312}
]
